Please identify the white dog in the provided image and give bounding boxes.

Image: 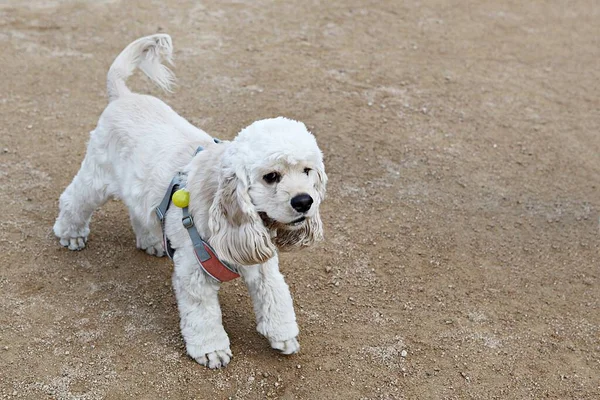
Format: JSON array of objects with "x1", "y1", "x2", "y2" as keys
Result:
[{"x1": 53, "y1": 34, "x2": 327, "y2": 368}]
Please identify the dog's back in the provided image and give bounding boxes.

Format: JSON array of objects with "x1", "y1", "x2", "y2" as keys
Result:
[{"x1": 85, "y1": 35, "x2": 215, "y2": 224}]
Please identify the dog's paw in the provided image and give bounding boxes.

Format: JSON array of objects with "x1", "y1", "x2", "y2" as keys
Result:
[
  {"x1": 136, "y1": 236, "x2": 164, "y2": 257},
  {"x1": 59, "y1": 236, "x2": 87, "y2": 251},
  {"x1": 270, "y1": 337, "x2": 300, "y2": 355},
  {"x1": 142, "y1": 243, "x2": 164, "y2": 257},
  {"x1": 189, "y1": 347, "x2": 233, "y2": 369}
]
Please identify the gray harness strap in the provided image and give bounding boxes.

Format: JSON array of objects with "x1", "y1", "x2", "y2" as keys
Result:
[
  {"x1": 181, "y1": 207, "x2": 240, "y2": 281},
  {"x1": 155, "y1": 173, "x2": 185, "y2": 259}
]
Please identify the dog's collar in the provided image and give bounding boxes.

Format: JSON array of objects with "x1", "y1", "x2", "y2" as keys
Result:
[{"x1": 155, "y1": 141, "x2": 240, "y2": 283}]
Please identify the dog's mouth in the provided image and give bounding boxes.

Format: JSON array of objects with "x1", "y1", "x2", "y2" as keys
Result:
[
  {"x1": 288, "y1": 216, "x2": 306, "y2": 226},
  {"x1": 259, "y1": 212, "x2": 305, "y2": 228}
]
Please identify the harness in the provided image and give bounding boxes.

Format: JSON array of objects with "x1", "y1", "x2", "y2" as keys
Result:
[{"x1": 155, "y1": 143, "x2": 240, "y2": 283}]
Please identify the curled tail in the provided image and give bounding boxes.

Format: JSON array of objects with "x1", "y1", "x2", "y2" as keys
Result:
[{"x1": 106, "y1": 34, "x2": 175, "y2": 102}]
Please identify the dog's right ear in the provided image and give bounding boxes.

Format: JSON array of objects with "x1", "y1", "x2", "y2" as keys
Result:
[{"x1": 208, "y1": 164, "x2": 276, "y2": 266}]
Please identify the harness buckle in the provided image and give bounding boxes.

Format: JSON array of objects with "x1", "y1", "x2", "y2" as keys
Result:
[{"x1": 182, "y1": 215, "x2": 194, "y2": 229}]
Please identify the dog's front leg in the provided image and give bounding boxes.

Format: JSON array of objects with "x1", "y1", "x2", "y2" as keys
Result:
[
  {"x1": 240, "y1": 255, "x2": 300, "y2": 355},
  {"x1": 172, "y1": 257, "x2": 232, "y2": 368}
]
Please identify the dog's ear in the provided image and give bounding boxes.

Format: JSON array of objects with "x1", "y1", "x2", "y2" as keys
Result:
[
  {"x1": 208, "y1": 164, "x2": 276, "y2": 266},
  {"x1": 314, "y1": 161, "x2": 328, "y2": 202}
]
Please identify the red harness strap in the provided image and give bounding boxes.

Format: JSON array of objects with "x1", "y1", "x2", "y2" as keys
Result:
[
  {"x1": 181, "y1": 206, "x2": 240, "y2": 283},
  {"x1": 191, "y1": 243, "x2": 240, "y2": 282}
]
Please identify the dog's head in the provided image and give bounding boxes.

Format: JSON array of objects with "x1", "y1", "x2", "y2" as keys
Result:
[{"x1": 208, "y1": 117, "x2": 327, "y2": 266}]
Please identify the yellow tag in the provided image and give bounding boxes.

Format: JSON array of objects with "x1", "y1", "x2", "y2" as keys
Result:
[{"x1": 172, "y1": 189, "x2": 190, "y2": 208}]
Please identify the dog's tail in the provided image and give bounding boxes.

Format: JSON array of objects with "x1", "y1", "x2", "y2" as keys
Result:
[{"x1": 106, "y1": 34, "x2": 175, "y2": 102}]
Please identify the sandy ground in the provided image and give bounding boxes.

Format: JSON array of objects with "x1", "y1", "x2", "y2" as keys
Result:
[{"x1": 1, "y1": 0, "x2": 599, "y2": 399}]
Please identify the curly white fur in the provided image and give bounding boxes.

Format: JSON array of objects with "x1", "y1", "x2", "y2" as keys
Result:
[{"x1": 53, "y1": 34, "x2": 327, "y2": 369}]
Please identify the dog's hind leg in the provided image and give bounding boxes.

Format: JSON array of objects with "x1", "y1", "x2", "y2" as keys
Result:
[
  {"x1": 53, "y1": 152, "x2": 111, "y2": 251},
  {"x1": 129, "y1": 212, "x2": 164, "y2": 257}
]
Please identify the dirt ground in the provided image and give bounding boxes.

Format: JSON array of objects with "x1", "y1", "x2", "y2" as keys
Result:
[{"x1": 1, "y1": 0, "x2": 599, "y2": 399}]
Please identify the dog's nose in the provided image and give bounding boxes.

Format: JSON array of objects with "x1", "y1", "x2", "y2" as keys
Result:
[{"x1": 291, "y1": 193, "x2": 313, "y2": 213}]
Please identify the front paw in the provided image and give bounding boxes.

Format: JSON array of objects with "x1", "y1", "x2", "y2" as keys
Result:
[
  {"x1": 270, "y1": 337, "x2": 300, "y2": 355},
  {"x1": 194, "y1": 348, "x2": 233, "y2": 369},
  {"x1": 54, "y1": 221, "x2": 89, "y2": 251},
  {"x1": 59, "y1": 236, "x2": 87, "y2": 251},
  {"x1": 257, "y1": 320, "x2": 300, "y2": 355},
  {"x1": 135, "y1": 236, "x2": 165, "y2": 257},
  {"x1": 186, "y1": 343, "x2": 232, "y2": 369}
]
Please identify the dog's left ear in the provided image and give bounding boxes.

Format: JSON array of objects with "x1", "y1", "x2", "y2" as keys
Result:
[
  {"x1": 208, "y1": 162, "x2": 276, "y2": 266},
  {"x1": 314, "y1": 161, "x2": 328, "y2": 202}
]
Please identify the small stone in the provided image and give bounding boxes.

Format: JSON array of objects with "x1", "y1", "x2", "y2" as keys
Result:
[
  {"x1": 334, "y1": 281, "x2": 340, "y2": 287},
  {"x1": 3, "y1": 346, "x2": 8, "y2": 350},
  {"x1": 262, "y1": 372, "x2": 269, "y2": 378},
  {"x1": 13, "y1": 390, "x2": 18, "y2": 396},
  {"x1": 325, "y1": 266, "x2": 332, "y2": 273},
  {"x1": 2, "y1": 148, "x2": 8, "y2": 153},
  {"x1": 65, "y1": 351, "x2": 70, "y2": 355},
  {"x1": 296, "y1": 364, "x2": 301, "y2": 369},
  {"x1": 26, "y1": 124, "x2": 33, "y2": 129},
  {"x1": 400, "y1": 350, "x2": 408, "y2": 358}
]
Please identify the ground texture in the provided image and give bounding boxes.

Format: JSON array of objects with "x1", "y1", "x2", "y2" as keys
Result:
[{"x1": 1, "y1": 0, "x2": 599, "y2": 399}]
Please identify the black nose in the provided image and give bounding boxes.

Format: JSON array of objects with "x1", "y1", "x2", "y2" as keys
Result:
[{"x1": 290, "y1": 193, "x2": 313, "y2": 213}]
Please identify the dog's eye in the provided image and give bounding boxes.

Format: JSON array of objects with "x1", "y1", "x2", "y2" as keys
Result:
[
  {"x1": 304, "y1": 168, "x2": 312, "y2": 175},
  {"x1": 263, "y1": 172, "x2": 281, "y2": 184}
]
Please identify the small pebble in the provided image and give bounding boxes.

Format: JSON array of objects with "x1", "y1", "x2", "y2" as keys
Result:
[
  {"x1": 296, "y1": 364, "x2": 301, "y2": 369},
  {"x1": 325, "y1": 266, "x2": 332, "y2": 273},
  {"x1": 400, "y1": 350, "x2": 408, "y2": 358}
]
